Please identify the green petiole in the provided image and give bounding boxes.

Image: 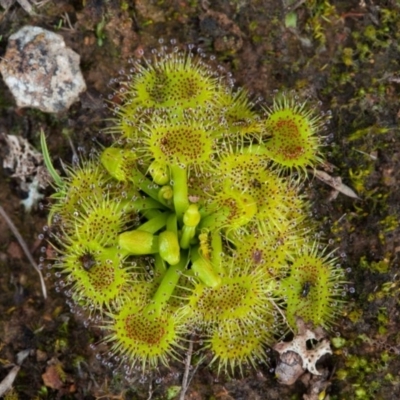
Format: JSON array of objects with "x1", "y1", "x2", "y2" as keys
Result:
[
  {"x1": 40, "y1": 130, "x2": 64, "y2": 187},
  {"x1": 137, "y1": 212, "x2": 169, "y2": 234},
  {"x1": 170, "y1": 164, "x2": 189, "y2": 221},
  {"x1": 191, "y1": 245, "x2": 221, "y2": 288},
  {"x1": 146, "y1": 252, "x2": 188, "y2": 317}
]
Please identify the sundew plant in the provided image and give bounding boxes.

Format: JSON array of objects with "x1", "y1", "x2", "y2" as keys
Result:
[{"x1": 43, "y1": 43, "x2": 347, "y2": 375}]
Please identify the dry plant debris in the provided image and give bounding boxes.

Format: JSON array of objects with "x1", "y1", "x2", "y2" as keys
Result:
[
  {"x1": 273, "y1": 318, "x2": 332, "y2": 385},
  {"x1": 0, "y1": 133, "x2": 50, "y2": 211}
]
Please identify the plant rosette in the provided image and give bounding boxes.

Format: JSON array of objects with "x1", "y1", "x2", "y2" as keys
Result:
[{"x1": 42, "y1": 44, "x2": 347, "y2": 374}]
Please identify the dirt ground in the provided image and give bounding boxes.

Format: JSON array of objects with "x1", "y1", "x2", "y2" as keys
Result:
[{"x1": 1, "y1": 0, "x2": 400, "y2": 399}]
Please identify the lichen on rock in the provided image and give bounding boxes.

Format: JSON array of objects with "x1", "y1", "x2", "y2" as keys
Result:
[{"x1": 0, "y1": 25, "x2": 86, "y2": 113}]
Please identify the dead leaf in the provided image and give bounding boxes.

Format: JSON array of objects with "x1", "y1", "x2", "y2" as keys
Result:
[
  {"x1": 0, "y1": 0, "x2": 13, "y2": 8},
  {"x1": 6, "y1": 241, "x2": 24, "y2": 260},
  {"x1": 0, "y1": 366, "x2": 20, "y2": 397},
  {"x1": 16, "y1": 0, "x2": 35, "y2": 15},
  {"x1": 42, "y1": 364, "x2": 64, "y2": 390},
  {"x1": 313, "y1": 170, "x2": 360, "y2": 199}
]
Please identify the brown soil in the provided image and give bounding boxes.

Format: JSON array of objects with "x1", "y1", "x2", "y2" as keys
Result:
[{"x1": 1, "y1": 1, "x2": 400, "y2": 399}]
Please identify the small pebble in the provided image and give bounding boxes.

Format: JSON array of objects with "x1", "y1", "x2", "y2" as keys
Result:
[{"x1": 0, "y1": 25, "x2": 86, "y2": 113}]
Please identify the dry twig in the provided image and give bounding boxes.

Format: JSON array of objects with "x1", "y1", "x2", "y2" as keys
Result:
[
  {"x1": 0, "y1": 205, "x2": 47, "y2": 299},
  {"x1": 179, "y1": 336, "x2": 194, "y2": 400}
]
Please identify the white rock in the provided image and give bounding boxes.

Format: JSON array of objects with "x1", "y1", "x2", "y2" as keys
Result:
[{"x1": 0, "y1": 25, "x2": 86, "y2": 113}]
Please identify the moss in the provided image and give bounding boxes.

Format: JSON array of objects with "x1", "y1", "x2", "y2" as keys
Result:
[
  {"x1": 4, "y1": 389, "x2": 19, "y2": 400},
  {"x1": 359, "y1": 256, "x2": 390, "y2": 274}
]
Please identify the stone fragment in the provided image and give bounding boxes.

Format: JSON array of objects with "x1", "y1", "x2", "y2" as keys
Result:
[
  {"x1": 0, "y1": 26, "x2": 86, "y2": 113},
  {"x1": 273, "y1": 318, "x2": 332, "y2": 385}
]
